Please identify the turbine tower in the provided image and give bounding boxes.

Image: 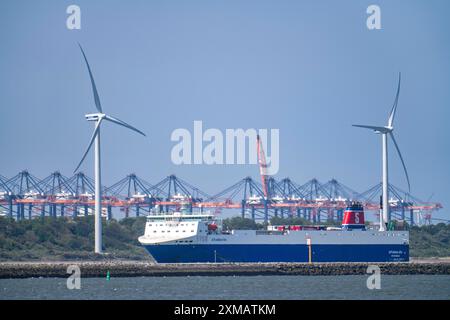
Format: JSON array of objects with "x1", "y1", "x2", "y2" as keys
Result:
[
  {"x1": 74, "y1": 44, "x2": 146, "y2": 254},
  {"x1": 353, "y1": 73, "x2": 410, "y2": 231}
]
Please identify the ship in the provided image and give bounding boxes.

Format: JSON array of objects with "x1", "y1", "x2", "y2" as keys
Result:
[{"x1": 138, "y1": 202, "x2": 409, "y2": 263}]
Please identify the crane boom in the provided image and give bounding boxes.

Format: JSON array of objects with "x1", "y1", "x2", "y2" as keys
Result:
[{"x1": 257, "y1": 134, "x2": 269, "y2": 198}]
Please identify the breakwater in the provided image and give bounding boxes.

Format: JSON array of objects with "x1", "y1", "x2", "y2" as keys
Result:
[{"x1": 1, "y1": 260, "x2": 450, "y2": 278}]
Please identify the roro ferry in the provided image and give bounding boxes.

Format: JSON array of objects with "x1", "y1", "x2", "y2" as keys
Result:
[{"x1": 138, "y1": 202, "x2": 409, "y2": 263}]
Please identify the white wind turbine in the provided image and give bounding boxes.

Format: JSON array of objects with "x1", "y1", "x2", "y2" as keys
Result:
[
  {"x1": 353, "y1": 73, "x2": 410, "y2": 231},
  {"x1": 74, "y1": 44, "x2": 146, "y2": 254}
]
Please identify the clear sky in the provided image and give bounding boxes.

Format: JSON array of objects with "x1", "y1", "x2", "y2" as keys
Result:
[{"x1": 0, "y1": 0, "x2": 449, "y2": 220}]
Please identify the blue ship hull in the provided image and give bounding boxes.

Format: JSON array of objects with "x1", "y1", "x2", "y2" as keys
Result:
[{"x1": 144, "y1": 244, "x2": 409, "y2": 263}]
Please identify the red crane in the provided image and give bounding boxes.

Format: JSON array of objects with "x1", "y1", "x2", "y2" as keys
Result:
[{"x1": 257, "y1": 134, "x2": 269, "y2": 198}]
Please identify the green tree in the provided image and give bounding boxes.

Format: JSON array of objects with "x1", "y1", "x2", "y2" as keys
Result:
[{"x1": 222, "y1": 217, "x2": 264, "y2": 230}]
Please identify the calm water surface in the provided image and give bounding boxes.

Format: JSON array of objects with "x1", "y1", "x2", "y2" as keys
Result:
[{"x1": 1, "y1": 275, "x2": 449, "y2": 300}]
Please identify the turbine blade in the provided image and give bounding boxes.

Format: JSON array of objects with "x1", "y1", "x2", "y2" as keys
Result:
[
  {"x1": 389, "y1": 132, "x2": 411, "y2": 192},
  {"x1": 104, "y1": 115, "x2": 146, "y2": 137},
  {"x1": 352, "y1": 124, "x2": 389, "y2": 133},
  {"x1": 388, "y1": 72, "x2": 401, "y2": 127},
  {"x1": 74, "y1": 120, "x2": 102, "y2": 173},
  {"x1": 78, "y1": 43, "x2": 103, "y2": 113}
]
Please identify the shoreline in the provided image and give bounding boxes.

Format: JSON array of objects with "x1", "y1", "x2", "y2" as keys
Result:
[{"x1": 1, "y1": 258, "x2": 450, "y2": 278}]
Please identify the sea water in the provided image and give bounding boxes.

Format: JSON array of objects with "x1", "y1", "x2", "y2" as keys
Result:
[{"x1": 1, "y1": 275, "x2": 449, "y2": 300}]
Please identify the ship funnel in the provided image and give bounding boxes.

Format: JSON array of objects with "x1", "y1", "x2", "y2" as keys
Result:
[{"x1": 342, "y1": 201, "x2": 365, "y2": 230}]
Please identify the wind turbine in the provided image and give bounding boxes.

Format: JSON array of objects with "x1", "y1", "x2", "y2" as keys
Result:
[
  {"x1": 353, "y1": 73, "x2": 410, "y2": 231},
  {"x1": 74, "y1": 44, "x2": 146, "y2": 254}
]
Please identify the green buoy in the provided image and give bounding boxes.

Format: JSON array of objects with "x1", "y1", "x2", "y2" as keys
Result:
[{"x1": 106, "y1": 270, "x2": 110, "y2": 281}]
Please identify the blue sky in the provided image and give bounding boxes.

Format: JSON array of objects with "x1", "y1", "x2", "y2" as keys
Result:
[{"x1": 0, "y1": 0, "x2": 449, "y2": 220}]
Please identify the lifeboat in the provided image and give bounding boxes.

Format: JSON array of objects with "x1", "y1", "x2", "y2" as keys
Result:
[{"x1": 208, "y1": 223, "x2": 218, "y2": 231}]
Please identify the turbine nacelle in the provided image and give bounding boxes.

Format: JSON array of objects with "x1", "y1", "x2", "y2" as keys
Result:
[
  {"x1": 379, "y1": 126, "x2": 393, "y2": 133},
  {"x1": 352, "y1": 125, "x2": 393, "y2": 134},
  {"x1": 85, "y1": 113, "x2": 105, "y2": 122}
]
